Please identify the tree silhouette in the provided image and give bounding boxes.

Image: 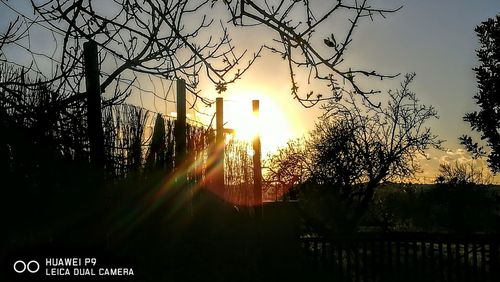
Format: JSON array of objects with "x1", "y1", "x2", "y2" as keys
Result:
[
  {"x1": 263, "y1": 139, "x2": 309, "y2": 201},
  {"x1": 0, "y1": 1, "x2": 400, "y2": 110},
  {"x1": 461, "y1": 14, "x2": 500, "y2": 173},
  {"x1": 305, "y1": 73, "x2": 442, "y2": 233},
  {"x1": 24, "y1": 0, "x2": 260, "y2": 107},
  {"x1": 435, "y1": 160, "x2": 492, "y2": 186},
  {"x1": 225, "y1": 0, "x2": 401, "y2": 107}
]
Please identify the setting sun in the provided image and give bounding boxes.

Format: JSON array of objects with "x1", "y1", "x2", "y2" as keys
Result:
[
  {"x1": 222, "y1": 91, "x2": 293, "y2": 156},
  {"x1": 232, "y1": 109, "x2": 259, "y2": 142}
]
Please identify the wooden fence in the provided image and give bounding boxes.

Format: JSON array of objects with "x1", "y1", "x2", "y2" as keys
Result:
[{"x1": 301, "y1": 232, "x2": 500, "y2": 282}]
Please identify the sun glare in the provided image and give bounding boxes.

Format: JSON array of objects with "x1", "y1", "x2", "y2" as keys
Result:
[
  {"x1": 223, "y1": 92, "x2": 293, "y2": 156},
  {"x1": 233, "y1": 111, "x2": 259, "y2": 141}
]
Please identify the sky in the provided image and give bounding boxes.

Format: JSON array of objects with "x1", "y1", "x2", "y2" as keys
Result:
[
  {"x1": 1, "y1": 0, "x2": 499, "y2": 183},
  {"x1": 200, "y1": 0, "x2": 500, "y2": 183}
]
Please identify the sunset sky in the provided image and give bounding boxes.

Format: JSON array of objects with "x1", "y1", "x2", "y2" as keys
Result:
[
  {"x1": 200, "y1": 0, "x2": 500, "y2": 182},
  {"x1": 1, "y1": 0, "x2": 499, "y2": 183}
]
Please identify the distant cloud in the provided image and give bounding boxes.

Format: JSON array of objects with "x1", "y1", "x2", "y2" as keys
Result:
[
  {"x1": 416, "y1": 147, "x2": 500, "y2": 184},
  {"x1": 446, "y1": 148, "x2": 465, "y2": 156},
  {"x1": 441, "y1": 148, "x2": 474, "y2": 164}
]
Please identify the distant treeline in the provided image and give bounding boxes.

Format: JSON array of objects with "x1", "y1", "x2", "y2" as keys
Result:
[{"x1": 362, "y1": 183, "x2": 500, "y2": 233}]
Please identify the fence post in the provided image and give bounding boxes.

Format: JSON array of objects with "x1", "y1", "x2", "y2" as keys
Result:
[
  {"x1": 175, "y1": 79, "x2": 187, "y2": 179},
  {"x1": 215, "y1": 97, "x2": 225, "y2": 196},
  {"x1": 492, "y1": 242, "x2": 499, "y2": 282},
  {"x1": 83, "y1": 40, "x2": 104, "y2": 169},
  {"x1": 252, "y1": 100, "x2": 262, "y2": 216}
]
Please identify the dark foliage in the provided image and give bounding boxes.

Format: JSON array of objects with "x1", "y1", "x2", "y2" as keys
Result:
[
  {"x1": 365, "y1": 184, "x2": 500, "y2": 233},
  {"x1": 301, "y1": 74, "x2": 441, "y2": 235},
  {"x1": 0, "y1": 64, "x2": 280, "y2": 281},
  {"x1": 461, "y1": 14, "x2": 500, "y2": 173}
]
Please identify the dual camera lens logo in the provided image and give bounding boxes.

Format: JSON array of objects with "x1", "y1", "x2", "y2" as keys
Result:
[{"x1": 13, "y1": 260, "x2": 40, "y2": 274}]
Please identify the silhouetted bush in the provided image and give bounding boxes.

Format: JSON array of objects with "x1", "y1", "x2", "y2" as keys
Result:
[{"x1": 364, "y1": 183, "x2": 500, "y2": 233}]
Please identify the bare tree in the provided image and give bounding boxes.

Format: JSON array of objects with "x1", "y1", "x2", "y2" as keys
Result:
[
  {"x1": 263, "y1": 138, "x2": 309, "y2": 201},
  {"x1": 225, "y1": 0, "x2": 401, "y2": 107},
  {"x1": 24, "y1": 0, "x2": 261, "y2": 106},
  {"x1": 0, "y1": 17, "x2": 24, "y2": 52},
  {"x1": 1, "y1": 0, "x2": 400, "y2": 111},
  {"x1": 435, "y1": 160, "x2": 493, "y2": 186},
  {"x1": 307, "y1": 73, "x2": 442, "y2": 231}
]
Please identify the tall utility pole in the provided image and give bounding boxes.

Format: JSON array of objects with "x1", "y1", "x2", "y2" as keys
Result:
[
  {"x1": 252, "y1": 100, "x2": 262, "y2": 215},
  {"x1": 175, "y1": 79, "x2": 187, "y2": 178},
  {"x1": 215, "y1": 97, "x2": 225, "y2": 195},
  {"x1": 83, "y1": 40, "x2": 104, "y2": 169}
]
